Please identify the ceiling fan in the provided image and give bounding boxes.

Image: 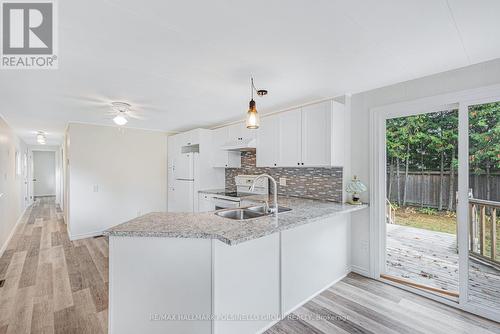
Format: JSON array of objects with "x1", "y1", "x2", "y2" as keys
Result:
[{"x1": 107, "y1": 101, "x2": 142, "y2": 126}]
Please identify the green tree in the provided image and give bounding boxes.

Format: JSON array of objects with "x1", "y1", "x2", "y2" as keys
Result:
[{"x1": 469, "y1": 102, "x2": 500, "y2": 200}]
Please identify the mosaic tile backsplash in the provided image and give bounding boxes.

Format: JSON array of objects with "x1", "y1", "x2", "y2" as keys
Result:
[{"x1": 225, "y1": 151, "x2": 343, "y2": 202}]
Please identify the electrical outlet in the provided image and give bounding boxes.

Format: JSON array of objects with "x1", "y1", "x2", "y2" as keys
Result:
[{"x1": 279, "y1": 177, "x2": 287, "y2": 186}]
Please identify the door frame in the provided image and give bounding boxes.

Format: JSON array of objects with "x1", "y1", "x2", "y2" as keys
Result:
[
  {"x1": 369, "y1": 83, "x2": 500, "y2": 322},
  {"x1": 30, "y1": 147, "x2": 62, "y2": 204}
]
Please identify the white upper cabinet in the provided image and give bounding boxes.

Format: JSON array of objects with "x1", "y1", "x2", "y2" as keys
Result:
[
  {"x1": 278, "y1": 108, "x2": 302, "y2": 167},
  {"x1": 301, "y1": 101, "x2": 332, "y2": 166},
  {"x1": 227, "y1": 122, "x2": 257, "y2": 142},
  {"x1": 211, "y1": 127, "x2": 241, "y2": 168},
  {"x1": 256, "y1": 114, "x2": 279, "y2": 167},
  {"x1": 239, "y1": 123, "x2": 257, "y2": 141},
  {"x1": 175, "y1": 129, "x2": 200, "y2": 147},
  {"x1": 330, "y1": 100, "x2": 345, "y2": 167},
  {"x1": 227, "y1": 123, "x2": 243, "y2": 141},
  {"x1": 212, "y1": 127, "x2": 229, "y2": 167},
  {"x1": 255, "y1": 100, "x2": 345, "y2": 168}
]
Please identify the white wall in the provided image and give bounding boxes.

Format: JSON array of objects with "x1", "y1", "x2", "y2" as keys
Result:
[
  {"x1": 350, "y1": 58, "x2": 500, "y2": 275},
  {"x1": 0, "y1": 115, "x2": 29, "y2": 255},
  {"x1": 33, "y1": 151, "x2": 56, "y2": 196},
  {"x1": 66, "y1": 123, "x2": 167, "y2": 239}
]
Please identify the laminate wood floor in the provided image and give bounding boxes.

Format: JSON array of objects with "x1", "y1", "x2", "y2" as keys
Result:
[
  {"x1": 1, "y1": 198, "x2": 499, "y2": 333},
  {"x1": 0, "y1": 197, "x2": 108, "y2": 334},
  {"x1": 266, "y1": 273, "x2": 500, "y2": 334}
]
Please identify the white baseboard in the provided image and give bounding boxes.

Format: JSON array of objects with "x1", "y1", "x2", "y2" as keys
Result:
[
  {"x1": 69, "y1": 229, "x2": 104, "y2": 241},
  {"x1": 0, "y1": 205, "x2": 29, "y2": 257},
  {"x1": 257, "y1": 270, "x2": 350, "y2": 334},
  {"x1": 350, "y1": 264, "x2": 370, "y2": 277}
]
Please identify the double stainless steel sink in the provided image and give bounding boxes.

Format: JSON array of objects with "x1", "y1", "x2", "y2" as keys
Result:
[{"x1": 215, "y1": 205, "x2": 292, "y2": 221}]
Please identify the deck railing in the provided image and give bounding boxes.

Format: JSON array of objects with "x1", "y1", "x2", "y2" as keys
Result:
[
  {"x1": 469, "y1": 198, "x2": 499, "y2": 266},
  {"x1": 386, "y1": 199, "x2": 396, "y2": 225}
]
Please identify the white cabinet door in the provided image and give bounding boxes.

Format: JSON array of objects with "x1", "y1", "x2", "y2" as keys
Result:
[
  {"x1": 227, "y1": 123, "x2": 243, "y2": 142},
  {"x1": 331, "y1": 100, "x2": 345, "y2": 167},
  {"x1": 174, "y1": 132, "x2": 190, "y2": 147},
  {"x1": 278, "y1": 108, "x2": 302, "y2": 167},
  {"x1": 175, "y1": 129, "x2": 200, "y2": 147},
  {"x1": 240, "y1": 123, "x2": 257, "y2": 141},
  {"x1": 256, "y1": 114, "x2": 279, "y2": 167},
  {"x1": 211, "y1": 127, "x2": 241, "y2": 168},
  {"x1": 301, "y1": 101, "x2": 332, "y2": 166},
  {"x1": 198, "y1": 193, "x2": 215, "y2": 212},
  {"x1": 212, "y1": 127, "x2": 229, "y2": 167},
  {"x1": 227, "y1": 122, "x2": 257, "y2": 142}
]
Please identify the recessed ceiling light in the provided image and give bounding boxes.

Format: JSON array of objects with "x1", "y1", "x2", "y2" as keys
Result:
[{"x1": 36, "y1": 131, "x2": 46, "y2": 145}]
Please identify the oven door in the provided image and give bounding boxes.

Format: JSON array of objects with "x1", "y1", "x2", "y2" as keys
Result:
[{"x1": 213, "y1": 197, "x2": 240, "y2": 210}]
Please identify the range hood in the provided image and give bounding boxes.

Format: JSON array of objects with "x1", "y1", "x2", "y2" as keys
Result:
[{"x1": 221, "y1": 138, "x2": 256, "y2": 151}]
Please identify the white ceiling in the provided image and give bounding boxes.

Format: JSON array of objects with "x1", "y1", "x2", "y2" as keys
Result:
[{"x1": 1, "y1": 0, "x2": 500, "y2": 145}]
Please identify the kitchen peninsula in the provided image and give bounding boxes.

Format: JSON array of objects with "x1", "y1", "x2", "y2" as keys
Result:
[{"x1": 105, "y1": 196, "x2": 367, "y2": 334}]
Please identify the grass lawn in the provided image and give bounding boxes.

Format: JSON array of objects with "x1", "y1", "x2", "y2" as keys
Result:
[{"x1": 394, "y1": 206, "x2": 457, "y2": 234}]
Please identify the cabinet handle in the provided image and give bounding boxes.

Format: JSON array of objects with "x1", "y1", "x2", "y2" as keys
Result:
[
  {"x1": 301, "y1": 163, "x2": 304, "y2": 165},
  {"x1": 297, "y1": 162, "x2": 300, "y2": 165},
  {"x1": 274, "y1": 163, "x2": 277, "y2": 166}
]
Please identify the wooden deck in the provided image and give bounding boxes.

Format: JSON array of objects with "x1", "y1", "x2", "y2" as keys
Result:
[{"x1": 386, "y1": 224, "x2": 500, "y2": 309}]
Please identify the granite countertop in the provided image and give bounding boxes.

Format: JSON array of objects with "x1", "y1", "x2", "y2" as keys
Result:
[
  {"x1": 104, "y1": 196, "x2": 368, "y2": 245},
  {"x1": 198, "y1": 189, "x2": 228, "y2": 194}
]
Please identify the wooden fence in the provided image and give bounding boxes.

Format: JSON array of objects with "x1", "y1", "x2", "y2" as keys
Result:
[{"x1": 387, "y1": 171, "x2": 500, "y2": 210}]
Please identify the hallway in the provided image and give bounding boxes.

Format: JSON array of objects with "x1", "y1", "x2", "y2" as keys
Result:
[{"x1": 0, "y1": 197, "x2": 108, "y2": 333}]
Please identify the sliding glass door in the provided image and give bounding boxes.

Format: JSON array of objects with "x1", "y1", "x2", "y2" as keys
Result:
[
  {"x1": 460, "y1": 100, "x2": 500, "y2": 318},
  {"x1": 383, "y1": 109, "x2": 460, "y2": 298},
  {"x1": 372, "y1": 89, "x2": 500, "y2": 322}
]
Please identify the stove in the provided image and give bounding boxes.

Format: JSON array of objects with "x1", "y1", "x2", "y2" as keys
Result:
[
  {"x1": 211, "y1": 175, "x2": 269, "y2": 209},
  {"x1": 213, "y1": 191, "x2": 254, "y2": 198}
]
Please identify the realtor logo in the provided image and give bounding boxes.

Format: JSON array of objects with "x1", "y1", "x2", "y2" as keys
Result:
[{"x1": 1, "y1": 0, "x2": 58, "y2": 69}]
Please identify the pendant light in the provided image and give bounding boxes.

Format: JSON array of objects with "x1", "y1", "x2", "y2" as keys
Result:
[{"x1": 246, "y1": 77, "x2": 267, "y2": 129}]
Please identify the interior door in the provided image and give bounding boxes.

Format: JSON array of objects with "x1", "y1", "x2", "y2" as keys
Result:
[{"x1": 33, "y1": 151, "x2": 56, "y2": 197}]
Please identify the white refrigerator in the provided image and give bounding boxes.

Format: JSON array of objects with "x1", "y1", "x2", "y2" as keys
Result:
[{"x1": 170, "y1": 152, "x2": 195, "y2": 212}]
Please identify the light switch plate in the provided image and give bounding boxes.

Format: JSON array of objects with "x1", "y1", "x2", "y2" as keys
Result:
[
  {"x1": 93, "y1": 184, "x2": 99, "y2": 192},
  {"x1": 279, "y1": 177, "x2": 287, "y2": 186}
]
